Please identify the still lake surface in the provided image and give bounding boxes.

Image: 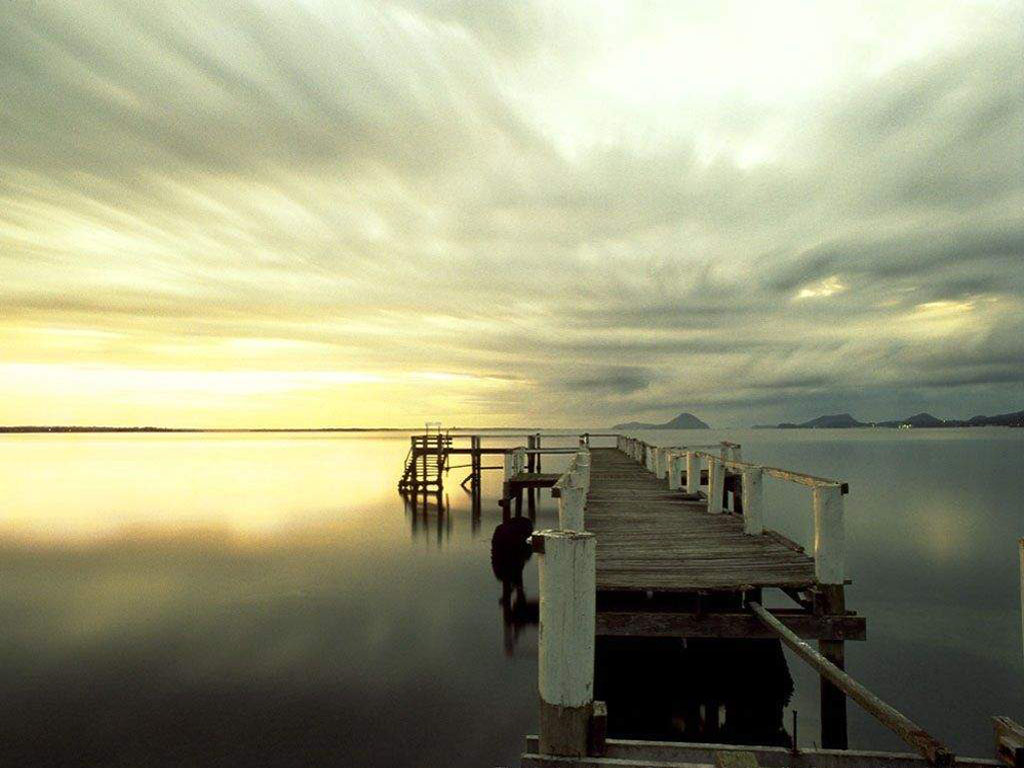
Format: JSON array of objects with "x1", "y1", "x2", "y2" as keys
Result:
[{"x1": 0, "y1": 428, "x2": 1021, "y2": 766}]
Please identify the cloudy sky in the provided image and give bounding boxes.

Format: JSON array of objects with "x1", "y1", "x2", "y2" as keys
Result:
[{"x1": 1, "y1": 1, "x2": 1022, "y2": 428}]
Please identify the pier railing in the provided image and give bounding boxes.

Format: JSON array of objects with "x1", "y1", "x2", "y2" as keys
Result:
[
  {"x1": 694, "y1": 449, "x2": 847, "y2": 586},
  {"x1": 616, "y1": 435, "x2": 848, "y2": 585}
]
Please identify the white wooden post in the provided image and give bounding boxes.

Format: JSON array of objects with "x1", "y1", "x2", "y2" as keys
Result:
[
  {"x1": 576, "y1": 448, "x2": 591, "y2": 492},
  {"x1": 707, "y1": 456, "x2": 724, "y2": 514},
  {"x1": 558, "y1": 476, "x2": 586, "y2": 531},
  {"x1": 813, "y1": 484, "x2": 845, "y2": 584},
  {"x1": 686, "y1": 451, "x2": 701, "y2": 495},
  {"x1": 503, "y1": 451, "x2": 515, "y2": 481},
  {"x1": 535, "y1": 529, "x2": 597, "y2": 757},
  {"x1": 513, "y1": 447, "x2": 527, "y2": 475},
  {"x1": 669, "y1": 455, "x2": 684, "y2": 490},
  {"x1": 644, "y1": 445, "x2": 653, "y2": 472},
  {"x1": 741, "y1": 466, "x2": 764, "y2": 534}
]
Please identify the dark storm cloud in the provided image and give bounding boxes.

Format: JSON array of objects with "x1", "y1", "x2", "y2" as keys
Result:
[
  {"x1": 554, "y1": 367, "x2": 654, "y2": 397},
  {"x1": 0, "y1": 0, "x2": 1022, "y2": 425},
  {"x1": 764, "y1": 222, "x2": 1024, "y2": 293}
]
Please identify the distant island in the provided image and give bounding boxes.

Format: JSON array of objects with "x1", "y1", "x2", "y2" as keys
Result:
[
  {"x1": 613, "y1": 412, "x2": 710, "y2": 430},
  {"x1": 753, "y1": 409, "x2": 1024, "y2": 429}
]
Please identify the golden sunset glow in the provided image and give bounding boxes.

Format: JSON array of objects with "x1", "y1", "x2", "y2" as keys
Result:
[{"x1": 1, "y1": 0, "x2": 1021, "y2": 427}]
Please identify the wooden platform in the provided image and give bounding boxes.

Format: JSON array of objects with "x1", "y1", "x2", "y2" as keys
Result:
[
  {"x1": 587, "y1": 448, "x2": 817, "y2": 592},
  {"x1": 510, "y1": 472, "x2": 561, "y2": 489}
]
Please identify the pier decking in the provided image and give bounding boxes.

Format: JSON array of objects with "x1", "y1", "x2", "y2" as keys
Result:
[{"x1": 587, "y1": 447, "x2": 815, "y2": 592}]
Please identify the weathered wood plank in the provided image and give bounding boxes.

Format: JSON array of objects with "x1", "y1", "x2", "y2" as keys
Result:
[
  {"x1": 994, "y1": 716, "x2": 1024, "y2": 767},
  {"x1": 596, "y1": 608, "x2": 866, "y2": 640},
  {"x1": 749, "y1": 602, "x2": 953, "y2": 767},
  {"x1": 523, "y1": 736, "x2": 1000, "y2": 768}
]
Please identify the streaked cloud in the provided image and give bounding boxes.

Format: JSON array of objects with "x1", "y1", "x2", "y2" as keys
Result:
[{"x1": 1, "y1": 0, "x2": 1021, "y2": 426}]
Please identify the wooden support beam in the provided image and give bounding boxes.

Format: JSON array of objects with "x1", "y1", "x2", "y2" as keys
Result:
[
  {"x1": 595, "y1": 608, "x2": 865, "y2": 641},
  {"x1": 589, "y1": 701, "x2": 607, "y2": 757},
  {"x1": 994, "y1": 717, "x2": 1024, "y2": 767},
  {"x1": 717, "y1": 751, "x2": 759, "y2": 768},
  {"x1": 523, "y1": 737, "x2": 999, "y2": 768},
  {"x1": 749, "y1": 601, "x2": 954, "y2": 767}
]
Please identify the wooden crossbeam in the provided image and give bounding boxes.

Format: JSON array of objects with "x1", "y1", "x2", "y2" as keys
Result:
[
  {"x1": 749, "y1": 602, "x2": 954, "y2": 767},
  {"x1": 596, "y1": 608, "x2": 865, "y2": 641}
]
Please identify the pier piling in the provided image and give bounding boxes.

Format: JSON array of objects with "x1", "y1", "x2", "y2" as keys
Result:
[{"x1": 534, "y1": 529, "x2": 597, "y2": 757}]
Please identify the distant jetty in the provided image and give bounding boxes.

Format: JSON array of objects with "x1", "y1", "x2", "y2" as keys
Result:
[
  {"x1": 753, "y1": 408, "x2": 1024, "y2": 429},
  {"x1": 612, "y1": 412, "x2": 710, "y2": 430}
]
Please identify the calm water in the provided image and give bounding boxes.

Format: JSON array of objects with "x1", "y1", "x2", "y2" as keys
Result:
[{"x1": 0, "y1": 429, "x2": 1021, "y2": 765}]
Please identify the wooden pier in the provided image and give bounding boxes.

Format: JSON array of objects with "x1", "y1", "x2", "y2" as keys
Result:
[{"x1": 395, "y1": 430, "x2": 1021, "y2": 767}]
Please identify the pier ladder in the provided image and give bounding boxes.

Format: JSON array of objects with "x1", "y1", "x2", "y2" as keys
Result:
[{"x1": 398, "y1": 423, "x2": 451, "y2": 491}]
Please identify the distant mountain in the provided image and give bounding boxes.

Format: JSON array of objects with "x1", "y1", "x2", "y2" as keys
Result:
[
  {"x1": 613, "y1": 412, "x2": 710, "y2": 430},
  {"x1": 798, "y1": 413, "x2": 865, "y2": 429},
  {"x1": 904, "y1": 412, "x2": 945, "y2": 427},
  {"x1": 753, "y1": 408, "x2": 1024, "y2": 429},
  {"x1": 965, "y1": 409, "x2": 1024, "y2": 427},
  {"x1": 875, "y1": 412, "x2": 945, "y2": 428}
]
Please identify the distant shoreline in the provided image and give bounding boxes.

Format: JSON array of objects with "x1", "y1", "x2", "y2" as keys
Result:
[
  {"x1": 2, "y1": 424, "x2": 1020, "y2": 435},
  {"x1": 0, "y1": 426, "x2": 558, "y2": 434}
]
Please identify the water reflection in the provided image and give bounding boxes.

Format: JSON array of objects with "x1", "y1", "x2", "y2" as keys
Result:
[
  {"x1": 0, "y1": 430, "x2": 1021, "y2": 764},
  {"x1": 402, "y1": 490, "x2": 452, "y2": 545},
  {"x1": 490, "y1": 517, "x2": 538, "y2": 656},
  {"x1": 596, "y1": 637, "x2": 794, "y2": 747}
]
